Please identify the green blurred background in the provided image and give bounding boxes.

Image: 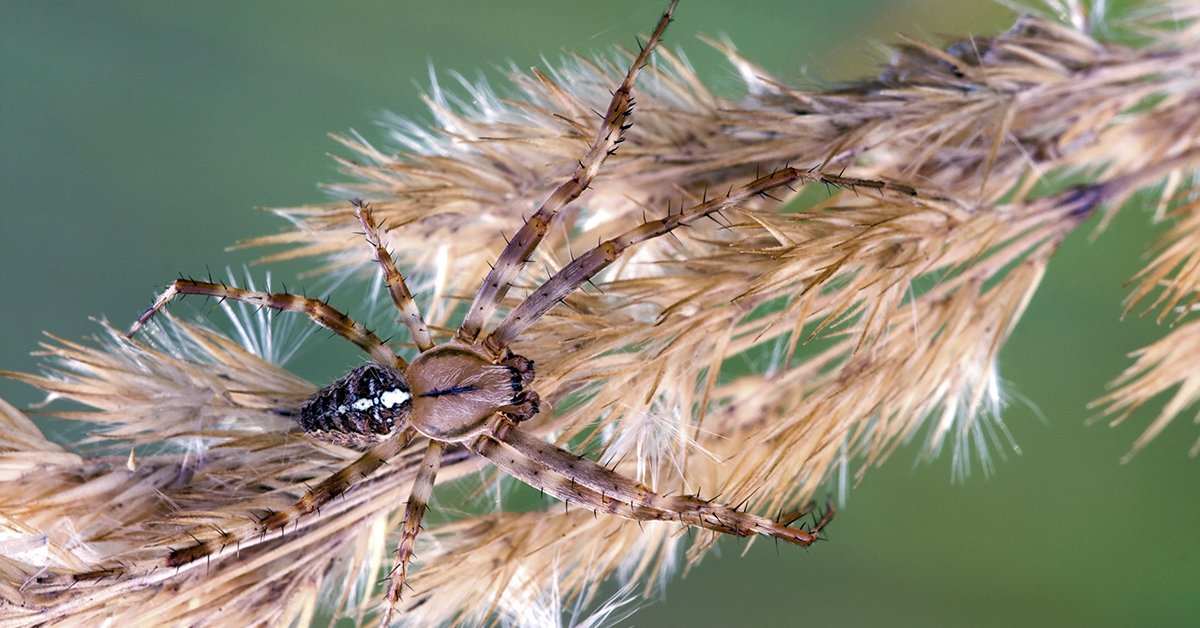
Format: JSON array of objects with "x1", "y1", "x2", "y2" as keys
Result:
[{"x1": 2, "y1": 1, "x2": 1197, "y2": 626}]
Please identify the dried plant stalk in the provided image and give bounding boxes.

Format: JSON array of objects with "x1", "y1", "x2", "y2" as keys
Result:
[{"x1": 3, "y1": 1, "x2": 1200, "y2": 625}]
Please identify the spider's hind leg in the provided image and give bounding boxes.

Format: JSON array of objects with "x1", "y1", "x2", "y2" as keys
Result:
[
  {"x1": 162, "y1": 427, "x2": 417, "y2": 573},
  {"x1": 353, "y1": 199, "x2": 434, "y2": 353},
  {"x1": 127, "y1": 278, "x2": 403, "y2": 369},
  {"x1": 382, "y1": 440, "x2": 445, "y2": 625},
  {"x1": 781, "y1": 498, "x2": 836, "y2": 534}
]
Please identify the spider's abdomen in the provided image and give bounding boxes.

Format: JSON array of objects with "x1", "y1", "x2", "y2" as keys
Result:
[{"x1": 299, "y1": 363, "x2": 412, "y2": 447}]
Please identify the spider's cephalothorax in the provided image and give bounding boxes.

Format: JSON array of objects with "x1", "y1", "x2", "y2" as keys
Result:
[
  {"x1": 123, "y1": 2, "x2": 847, "y2": 622},
  {"x1": 403, "y1": 344, "x2": 538, "y2": 441}
]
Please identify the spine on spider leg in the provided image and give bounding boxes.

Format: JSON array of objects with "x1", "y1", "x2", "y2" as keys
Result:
[
  {"x1": 353, "y1": 200, "x2": 434, "y2": 352},
  {"x1": 484, "y1": 167, "x2": 813, "y2": 351},
  {"x1": 158, "y1": 428, "x2": 415, "y2": 570},
  {"x1": 125, "y1": 278, "x2": 403, "y2": 369},
  {"x1": 382, "y1": 440, "x2": 445, "y2": 623},
  {"x1": 454, "y1": 0, "x2": 677, "y2": 344},
  {"x1": 471, "y1": 424, "x2": 821, "y2": 546}
]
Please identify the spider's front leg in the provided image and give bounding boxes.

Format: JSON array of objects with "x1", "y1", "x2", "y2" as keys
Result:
[
  {"x1": 472, "y1": 418, "x2": 833, "y2": 546},
  {"x1": 483, "y1": 167, "x2": 814, "y2": 352},
  {"x1": 454, "y1": 0, "x2": 676, "y2": 344}
]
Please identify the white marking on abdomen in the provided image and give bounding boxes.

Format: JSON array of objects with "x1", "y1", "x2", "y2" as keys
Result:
[{"x1": 380, "y1": 389, "x2": 410, "y2": 408}]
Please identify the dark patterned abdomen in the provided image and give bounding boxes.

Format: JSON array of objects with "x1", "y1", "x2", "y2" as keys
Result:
[{"x1": 298, "y1": 363, "x2": 412, "y2": 447}]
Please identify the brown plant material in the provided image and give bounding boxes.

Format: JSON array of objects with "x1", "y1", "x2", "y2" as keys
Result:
[{"x1": 4, "y1": 2, "x2": 1200, "y2": 625}]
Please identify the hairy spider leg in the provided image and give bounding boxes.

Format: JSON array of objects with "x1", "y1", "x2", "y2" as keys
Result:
[
  {"x1": 125, "y1": 277, "x2": 440, "y2": 583},
  {"x1": 483, "y1": 167, "x2": 814, "y2": 353},
  {"x1": 127, "y1": 279, "x2": 403, "y2": 370},
  {"x1": 778, "y1": 498, "x2": 837, "y2": 534},
  {"x1": 166, "y1": 427, "x2": 417, "y2": 568},
  {"x1": 261, "y1": 426, "x2": 416, "y2": 527},
  {"x1": 454, "y1": 0, "x2": 677, "y2": 345},
  {"x1": 472, "y1": 418, "x2": 825, "y2": 545},
  {"x1": 354, "y1": 199, "x2": 434, "y2": 352},
  {"x1": 381, "y1": 440, "x2": 445, "y2": 625}
]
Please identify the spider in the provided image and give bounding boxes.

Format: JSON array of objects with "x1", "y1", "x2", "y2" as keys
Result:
[{"x1": 126, "y1": 1, "x2": 835, "y2": 622}]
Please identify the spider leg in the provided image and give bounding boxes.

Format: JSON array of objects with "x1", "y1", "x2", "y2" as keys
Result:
[
  {"x1": 471, "y1": 418, "x2": 822, "y2": 546},
  {"x1": 353, "y1": 199, "x2": 434, "y2": 352},
  {"x1": 454, "y1": 0, "x2": 677, "y2": 345},
  {"x1": 166, "y1": 427, "x2": 417, "y2": 569},
  {"x1": 260, "y1": 427, "x2": 417, "y2": 529},
  {"x1": 127, "y1": 278, "x2": 404, "y2": 369},
  {"x1": 382, "y1": 440, "x2": 445, "y2": 625},
  {"x1": 483, "y1": 167, "x2": 811, "y2": 353},
  {"x1": 780, "y1": 497, "x2": 836, "y2": 533}
]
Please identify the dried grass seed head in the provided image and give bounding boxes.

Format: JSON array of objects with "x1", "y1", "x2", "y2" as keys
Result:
[{"x1": 4, "y1": 1, "x2": 1200, "y2": 625}]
